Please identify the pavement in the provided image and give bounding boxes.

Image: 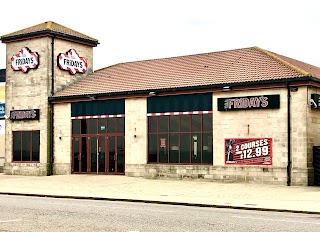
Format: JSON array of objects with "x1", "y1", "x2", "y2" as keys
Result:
[{"x1": 0, "y1": 173, "x2": 320, "y2": 214}]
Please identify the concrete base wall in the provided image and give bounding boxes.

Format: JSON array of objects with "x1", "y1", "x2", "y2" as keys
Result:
[
  {"x1": 3, "y1": 163, "x2": 49, "y2": 176},
  {"x1": 53, "y1": 163, "x2": 71, "y2": 175},
  {"x1": 126, "y1": 164, "x2": 288, "y2": 185}
]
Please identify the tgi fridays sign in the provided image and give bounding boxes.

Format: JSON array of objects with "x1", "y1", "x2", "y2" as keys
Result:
[
  {"x1": 10, "y1": 109, "x2": 40, "y2": 121},
  {"x1": 225, "y1": 138, "x2": 272, "y2": 165},
  {"x1": 11, "y1": 47, "x2": 39, "y2": 73},
  {"x1": 57, "y1": 49, "x2": 87, "y2": 75},
  {"x1": 218, "y1": 94, "x2": 280, "y2": 111}
]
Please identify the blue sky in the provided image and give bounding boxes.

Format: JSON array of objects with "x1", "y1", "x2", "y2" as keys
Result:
[{"x1": 0, "y1": 0, "x2": 320, "y2": 71}]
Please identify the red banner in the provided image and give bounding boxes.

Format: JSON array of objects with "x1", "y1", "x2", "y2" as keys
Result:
[{"x1": 225, "y1": 138, "x2": 272, "y2": 165}]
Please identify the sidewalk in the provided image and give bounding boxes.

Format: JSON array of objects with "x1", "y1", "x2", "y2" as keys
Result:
[{"x1": 0, "y1": 173, "x2": 320, "y2": 214}]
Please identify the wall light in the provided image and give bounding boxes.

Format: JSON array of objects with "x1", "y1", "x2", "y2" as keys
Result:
[
  {"x1": 223, "y1": 86, "x2": 231, "y2": 91},
  {"x1": 149, "y1": 91, "x2": 156, "y2": 96}
]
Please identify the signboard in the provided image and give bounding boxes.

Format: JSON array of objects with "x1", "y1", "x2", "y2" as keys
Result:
[
  {"x1": 218, "y1": 95, "x2": 280, "y2": 111},
  {"x1": 311, "y1": 94, "x2": 320, "y2": 108},
  {"x1": 0, "y1": 103, "x2": 4, "y2": 118},
  {"x1": 57, "y1": 49, "x2": 87, "y2": 75},
  {"x1": 160, "y1": 138, "x2": 166, "y2": 148},
  {"x1": 10, "y1": 109, "x2": 40, "y2": 121},
  {"x1": 225, "y1": 138, "x2": 272, "y2": 165},
  {"x1": 11, "y1": 47, "x2": 39, "y2": 73}
]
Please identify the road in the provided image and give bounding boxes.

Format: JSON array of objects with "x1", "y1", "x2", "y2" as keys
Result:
[{"x1": 0, "y1": 195, "x2": 320, "y2": 232}]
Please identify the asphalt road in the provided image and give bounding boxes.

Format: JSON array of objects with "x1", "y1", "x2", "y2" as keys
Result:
[{"x1": 0, "y1": 195, "x2": 320, "y2": 232}]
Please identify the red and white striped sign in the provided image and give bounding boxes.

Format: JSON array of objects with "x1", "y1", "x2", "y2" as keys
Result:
[
  {"x1": 71, "y1": 114, "x2": 125, "y2": 120},
  {"x1": 147, "y1": 110, "x2": 212, "y2": 117},
  {"x1": 11, "y1": 47, "x2": 39, "y2": 73},
  {"x1": 57, "y1": 49, "x2": 87, "y2": 75}
]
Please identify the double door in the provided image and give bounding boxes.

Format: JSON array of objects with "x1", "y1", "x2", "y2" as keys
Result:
[{"x1": 72, "y1": 135, "x2": 125, "y2": 174}]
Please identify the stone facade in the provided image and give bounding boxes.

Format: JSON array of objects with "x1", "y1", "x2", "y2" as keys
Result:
[
  {"x1": 4, "y1": 36, "x2": 93, "y2": 175},
  {"x1": 53, "y1": 103, "x2": 71, "y2": 174},
  {"x1": 125, "y1": 98, "x2": 147, "y2": 176},
  {"x1": 124, "y1": 88, "x2": 318, "y2": 185}
]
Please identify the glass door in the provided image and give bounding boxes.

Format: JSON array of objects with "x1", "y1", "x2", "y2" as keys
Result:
[
  {"x1": 89, "y1": 136, "x2": 106, "y2": 174},
  {"x1": 72, "y1": 137, "x2": 88, "y2": 173},
  {"x1": 107, "y1": 136, "x2": 125, "y2": 174}
]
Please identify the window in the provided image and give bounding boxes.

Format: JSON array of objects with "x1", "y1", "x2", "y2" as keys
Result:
[
  {"x1": 13, "y1": 131, "x2": 40, "y2": 162},
  {"x1": 72, "y1": 118, "x2": 125, "y2": 135},
  {"x1": 148, "y1": 114, "x2": 213, "y2": 164}
]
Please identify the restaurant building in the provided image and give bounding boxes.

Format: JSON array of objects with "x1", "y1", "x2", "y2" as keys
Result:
[{"x1": 1, "y1": 21, "x2": 320, "y2": 186}]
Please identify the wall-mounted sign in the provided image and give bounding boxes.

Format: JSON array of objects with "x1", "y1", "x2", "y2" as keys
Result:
[
  {"x1": 225, "y1": 138, "x2": 272, "y2": 165},
  {"x1": 218, "y1": 95, "x2": 280, "y2": 111},
  {"x1": 0, "y1": 103, "x2": 5, "y2": 117},
  {"x1": 10, "y1": 109, "x2": 40, "y2": 121},
  {"x1": 11, "y1": 47, "x2": 39, "y2": 73},
  {"x1": 311, "y1": 94, "x2": 320, "y2": 108},
  {"x1": 57, "y1": 49, "x2": 87, "y2": 75}
]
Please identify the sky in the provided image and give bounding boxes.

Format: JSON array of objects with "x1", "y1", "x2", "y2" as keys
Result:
[{"x1": 0, "y1": 0, "x2": 320, "y2": 71}]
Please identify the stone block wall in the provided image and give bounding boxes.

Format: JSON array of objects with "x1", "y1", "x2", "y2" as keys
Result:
[
  {"x1": 53, "y1": 39, "x2": 94, "y2": 92},
  {"x1": 4, "y1": 38, "x2": 51, "y2": 175},
  {"x1": 307, "y1": 87, "x2": 320, "y2": 185},
  {"x1": 53, "y1": 103, "x2": 71, "y2": 174},
  {"x1": 125, "y1": 98, "x2": 147, "y2": 175}
]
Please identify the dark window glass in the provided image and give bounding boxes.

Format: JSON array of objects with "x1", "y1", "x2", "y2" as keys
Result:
[
  {"x1": 13, "y1": 132, "x2": 21, "y2": 161},
  {"x1": 169, "y1": 134, "x2": 179, "y2": 163},
  {"x1": 12, "y1": 131, "x2": 39, "y2": 162},
  {"x1": 80, "y1": 119, "x2": 88, "y2": 134},
  {"x1": 32, "y1": 131, "x2": 40, "y2": 162},
  {"x1": 108, "y1": 118, "x2": 116, "y2": 133},
  {"x1": 192, "y1": 115, "x2": 201, "y2": 132},
  {"x1": 202, "y1": 133, "x2": 213, "y2": 164},
  {"x1": 81, "y1": 137, "x2": 87, "y2": 172},
  {"x1": 147, "y1": 114, "x2": 213, "y2": 165},
  {"x1": 117, "y1": 117, "x2": 125, "y2": 133},
  {"x1": 148, "y1": 134, "x2": 157, "y2": 162},
  {"x1": 180, "y1": 134, "x2": 190, "y2": 163},
  {"x1": 203, "y1": 114, "x2": 212, "y2": 132},
  {"x1": 169, "y1": 116, "x2": 179, "y2": 132},
  {"x1": 22, "y1": 132, "x2": 31, "y2": 161},
  {"x1": 73, "y1": 137, "x2": 80, "y2": 172},
  {"x1": 72, "y1": 120, "x2": 81, "y2": 134},
  {"x1": 180, "y1": 115, "x2": 191, "y2": 132},
  {"x1": 98, "y1": 118, "x2": 107, "y2": 133},
  {"x1": 159, "y1": 116, "x2": 168, "y2": 132},
  {"x1": 148, "y1": 117, "x2": 157, "y2": 133},
  {"x1": 89, "y1": 119, "x2": 98, "y2": 134}
]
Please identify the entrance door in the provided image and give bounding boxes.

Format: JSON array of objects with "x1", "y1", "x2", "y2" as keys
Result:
[
  {"x1": 72, "y1": 135, "x2": 124, "y2": 174},
  {"x1": 108, "y1": 136, "x2": 125, "y2": 174},
  {"x1": 89, "y1": 136, "x2": 106, "y2": 174},
  {"x1": 72, "y1": 137, "x2": 88, "y2": 173}
]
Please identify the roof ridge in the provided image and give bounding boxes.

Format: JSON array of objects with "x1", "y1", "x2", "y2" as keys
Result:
[
  {"x1": 46, "y1": 21, "x2": 53, "y2": 30},
  {"x1": 254, "y1": 47, "x2": 311, "y2": 76}
]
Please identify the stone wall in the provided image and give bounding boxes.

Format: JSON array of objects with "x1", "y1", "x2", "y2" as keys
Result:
[
  {"x1": 307, "y1": 87, "x2": 320, "y2": 185},
  {"x1": 124, "y1": 98, "x2": 147, "y2": 176},
  {"x1": 53, "y1": 103, "x2": 71, "y2": 174},
  {"x1": 4, "y1": 38, "x2": 51, "y2": 175}
]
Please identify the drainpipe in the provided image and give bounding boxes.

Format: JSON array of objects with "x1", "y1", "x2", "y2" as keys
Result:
[
  {"x1": 287, "y1": 82, "x2": 292, "y2": 186},
  {"x1": 48, "y1": 36, "x2": 55, "y2": 175}
]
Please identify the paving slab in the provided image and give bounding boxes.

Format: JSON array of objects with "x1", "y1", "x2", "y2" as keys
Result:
[{"x1": 0, "y1": 174, "x2": 320, "y2": 214}]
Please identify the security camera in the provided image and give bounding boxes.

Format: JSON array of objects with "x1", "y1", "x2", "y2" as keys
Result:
[
  {"x1": 310, "y1": 99, "x2": 318, "y2": 108},
  {"x1": 4, "y1": 115, "x2": 9, "y2": 119}
]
